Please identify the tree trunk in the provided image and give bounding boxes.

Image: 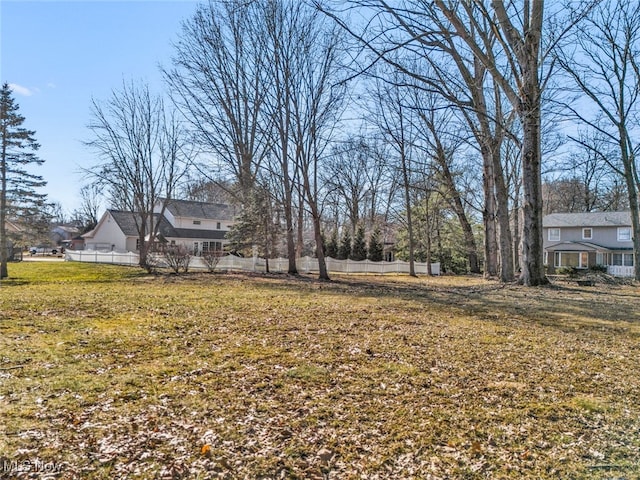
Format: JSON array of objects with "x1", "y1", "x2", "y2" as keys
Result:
[
  {"x1": 493, "y1": 148, "x2": 515, "y2": 282},
  {"x1": 481, "y1": 145, "x2": 498, "y2": 278},
  {"x1": 313, "y1": 214, "x2": 330, "y2": 280},
  {"x1": 620, "y1": 137, "x2": 640, "y2": 281},
  {"x1": 1, "y1": 130, "x2": 8, "y2": 280},
  {"x1": 519, "y1": 102, "x2": 547, "y2": 286},
  {"x1": 400, "y1": 146, "x2": 416, "y2": 277},
  {"x1": 283, "y1": 187, "x2": 298, "y2": 275},
  {"x1": 425, "y1": 209, "x2": 433, "y2": 276},
  {"x1": 439, "y1": 154, "x2": 480, "y2": 274}
]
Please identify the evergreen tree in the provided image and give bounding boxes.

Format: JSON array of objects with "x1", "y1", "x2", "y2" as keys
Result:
[
  {"x1": 1, "y1": 83, "x2": 47, "y2": 279},
  {"x1": 325, "y1": 228, "x2": 339, "y2": 258},
  {"x1": 351, "y1": 223, "x2": 367, "y2": 261},
  {"x1": 226, "y1": 185, "x2": 280, "y2": 267},
  {"x1": 368, "y1": 226, "x2": 384, "y2": 262},
  {"x1": 337, "y1": 227, "x2": 352, "y2": 260}
]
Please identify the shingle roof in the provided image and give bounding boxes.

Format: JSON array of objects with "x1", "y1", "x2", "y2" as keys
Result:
[
  {"x1": 545, "y1": 240, "x2": 611, "y2": 252},
  {"x1": 172, "y1": 228, "x2": 227, "y2": 240},
  {"x1": 543, "y1": 211, "x2": 632, "y2": 228},
  {"x1": 109, "y1": 211, "x2": 178, "y2": 238},
  {"x1": 108, "y1": 211, "x2": 228, "y2": 241},
  {"x1": 163, "y1": 198, "x2": 235, "y2": 221}
]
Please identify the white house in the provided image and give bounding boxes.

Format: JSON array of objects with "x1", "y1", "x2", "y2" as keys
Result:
[{"x1": 82, "y1": 199, "x2": 236, "y2": 254}]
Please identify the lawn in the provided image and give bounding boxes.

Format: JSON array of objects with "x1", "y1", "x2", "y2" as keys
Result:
[{"x1": 1, "y1": 262, "x2": 639, "y2": 479}]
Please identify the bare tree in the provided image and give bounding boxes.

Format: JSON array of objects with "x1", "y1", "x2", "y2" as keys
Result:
[
  {"x1": 260, "y1": 0, "x2": 304, "y2": 275},
  {"x1": 369, "y1": 72, "x2": 419, "y2": 276},
  {"x1": 555, "y1": 0, "x2": 640, "y2": 280},
  {"x1": 165, "y1": 0, "x2": 270, "y2": 205},
  {"x1": 86, "y1": 81, "x2": 189, "y2": 271},
  {"x1": 321, "y1": 0, "x2": 587, "y2": 285},
  {"x1": 74, "y1": 184, "x2": 102, "y2": 233},
  {"x1": 410, "y1": 91, "x2": 481, "y2": 274},
  {"x1": 429, "y1": 1, "x2": 549, "y2": 285},
  {"x1": 290, "y1": 6, "x2": 347, "y2": 281},
  {"x1": 543, "y1": 131, "x2": 620, "y2": 214}
]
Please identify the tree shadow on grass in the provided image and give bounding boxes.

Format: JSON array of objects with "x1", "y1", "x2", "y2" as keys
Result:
[{"x1": 249, "y1": 272, "x2": 640, "y2": 337}]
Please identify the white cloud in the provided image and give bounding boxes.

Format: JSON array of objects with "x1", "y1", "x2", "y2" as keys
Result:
[{"x1": 8, "y1": 83, "x2": 34, "y2": 96}]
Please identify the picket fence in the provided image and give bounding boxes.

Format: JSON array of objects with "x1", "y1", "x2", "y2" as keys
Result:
[{"x1": 65, "y1": 249, "x2": 440, "y2": 275}]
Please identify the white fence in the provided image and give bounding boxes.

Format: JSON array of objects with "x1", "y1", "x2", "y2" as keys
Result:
[
  {"x1": 64, "y1": 250, "x2": 140, "y2": 266},
  {"x1": 607, "y1": 265, "x2": 635, "y2": 278},
  {"x1": 65, "y1": 250, "x2": 440, "y2": 275}
]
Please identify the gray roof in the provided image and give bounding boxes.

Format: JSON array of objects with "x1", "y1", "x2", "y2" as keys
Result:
[
  {"x1": 545, "y1": 241, "x2": 611, "y2": 252},
  {"x1": 109, "y1": 211, "x2": 178, "y2": 237},
  {"x1": 163, "y1": 198, "x2": 235, "y2": 221},
  {"x1": 173, "y1": 228, "x2": 227, "y2": 240},
  {"x1": 543, "y1": 211, "x2": 632, "y2": 228},
  {"x1": 109, "y1": 211, "x2": 227, "y2": 241}
]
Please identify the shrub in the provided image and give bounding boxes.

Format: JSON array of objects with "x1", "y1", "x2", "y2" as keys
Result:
[
  {"x1": 557, "y1": 266, "x2": 578, "y2": 276},
  {"x1": 164, "y1": 245, "x2": 192, "y2": 273},
  {"x1": 590, "y1": 264, "x2": 607, "y2": 273},
  {"x1": 202, "y1": 251, "x2": 223, "y2": 273}
]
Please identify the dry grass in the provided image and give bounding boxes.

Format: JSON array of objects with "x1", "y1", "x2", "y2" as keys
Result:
[{"x1": 1, "y1": 262, "x2": 639, "y2": 479}]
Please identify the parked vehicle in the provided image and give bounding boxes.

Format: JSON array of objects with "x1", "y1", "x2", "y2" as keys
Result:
[{"x1": 29, "y1": 245, "x2": 59, "y2": 255}]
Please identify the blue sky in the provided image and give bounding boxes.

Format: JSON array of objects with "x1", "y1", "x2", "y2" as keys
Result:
[{"x1": 1, "y1": 0, "x2": 200, "y2": 215}]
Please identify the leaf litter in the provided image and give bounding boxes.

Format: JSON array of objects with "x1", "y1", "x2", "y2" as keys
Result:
[{"x1": 0, "y1": 264, "x2": 639, "y2": 478}]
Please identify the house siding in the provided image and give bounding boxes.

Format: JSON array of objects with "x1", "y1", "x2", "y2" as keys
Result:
[
  {"x1": 544, "y1": 226, "x2": 633, "y2": 249},
  {"x1": 85, "y1": 212, "x2": 130, "y2": 252},
  {"x1": 543, "y1": 212, "x2": 635, "y2": 276}
]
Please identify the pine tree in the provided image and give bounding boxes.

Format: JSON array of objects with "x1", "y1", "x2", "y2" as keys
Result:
[
  {"x1": 1, "y1": 83, "x2": 47, "y2": 279},
  {"x1": 337, "y1": 227, "x2": 352, "y2": 260},
  {"x1": 351, "y1": 223, "x2": 367, "y2": 261},
  {"x1": 368, "y1": 226, "x2": 384, "y2": 262},
  {"x1": 325, "y1": 228, "x2": 339, "y2": 258},
  {"x1": 225, "y1": 186, "x2": 280, "y2": 261}
]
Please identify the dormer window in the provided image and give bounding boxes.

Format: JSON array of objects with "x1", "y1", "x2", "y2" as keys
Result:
[
  {"x1": 582, "y1": 228, "x2": 592, "y2": 240},
  {"x1": 548, "y1": 228, "x2": 560, "y2": 241}
]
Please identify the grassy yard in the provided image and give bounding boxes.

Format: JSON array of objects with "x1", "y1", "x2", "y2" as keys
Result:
[{"x1": 0, "y1": 262, "x2": 639, "y2": 479}]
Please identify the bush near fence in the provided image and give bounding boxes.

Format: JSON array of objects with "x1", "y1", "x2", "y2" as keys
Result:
[{"x1": 65, "y1": 250, "x2": 440, "y2": 275}]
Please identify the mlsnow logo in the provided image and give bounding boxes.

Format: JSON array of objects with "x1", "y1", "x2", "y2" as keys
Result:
[{"x1": 1, "y1": 457, "x2": 64, "y2": 474}]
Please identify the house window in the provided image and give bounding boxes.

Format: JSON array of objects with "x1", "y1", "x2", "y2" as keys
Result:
[
  {"x1": 581, "y1": 252, "x2": 589, "y2": 267},
  {"x1": 596, "y1": 252, "x2": 609, "y2": 265},
  {"x1": 193, "y1": 220, "x2": 201, "y2": 225},
  {"x1": 548, "y1": 228, "x2": 560, "y2": 241},
  {"x1": 612, "y1": 253, "x2": 634, "y2": 266},
  {"x1": 582, "y1": 228, "x2": 592, "y2": 240},
  {"x1": 201, "y1": 241, "x2": 222, "y2": 254},
  {"x1": 618, "y1": 227, "x2": 632, "y2": 241},
  {"x1": 554, "y1": 251, "x2": 588, "y2": 269},
  {"x1": 216, "y1": 222, "x2": 221, "y2": 230}
]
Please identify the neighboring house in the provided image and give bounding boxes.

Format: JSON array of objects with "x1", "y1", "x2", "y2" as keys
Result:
[
  {"x1": 51, "y1": 224, "x2": 81, "y2": 247},
  {"x1": 3, "y1": 220, "x2": 22, "y2": 260},
  {"x1": 543, "y1": 211, "x2": 635, "y2": 277},
  {"x1": 82, "y1": 199, "x2": 236, "y2": 254}
]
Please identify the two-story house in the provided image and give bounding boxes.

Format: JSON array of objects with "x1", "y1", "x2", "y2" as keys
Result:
[
  {"x1": 543, "y1": 211, "x2": 635, "y2": 277},
  {"x1": 81, "y1": 199, "x2": 236, "y2": 254}
]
